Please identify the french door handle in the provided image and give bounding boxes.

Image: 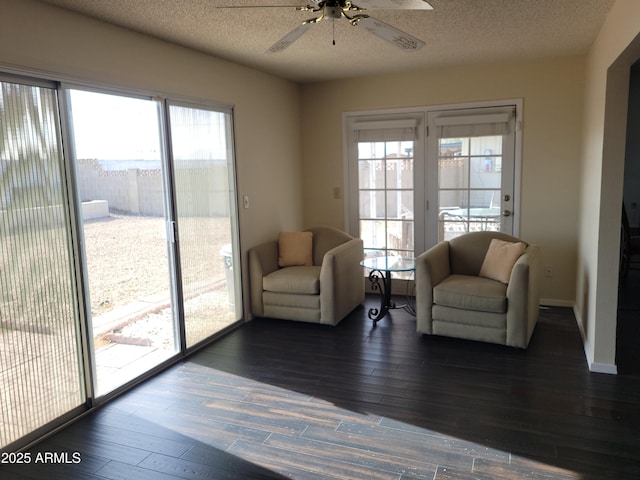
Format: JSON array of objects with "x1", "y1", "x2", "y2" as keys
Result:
[{"x1": 502, "y1": 210, "x2": 511, "y2": 217}]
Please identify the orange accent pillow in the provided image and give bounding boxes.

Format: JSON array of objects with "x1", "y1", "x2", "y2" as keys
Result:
[
  {"x1": 479, "y1": 238, "x2": 526, "y2": 284},
  {"x1": 278, "y1": 231, "x2": 313, "y2": 267}
]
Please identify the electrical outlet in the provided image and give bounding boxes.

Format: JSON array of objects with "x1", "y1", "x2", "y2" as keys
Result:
[{"x1": 544, "y1": 264, "x2": 553, "y2": 277}]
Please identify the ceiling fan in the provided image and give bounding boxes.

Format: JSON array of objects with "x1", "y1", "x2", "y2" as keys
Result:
[{"x1": 218, "y1": 0, "x2": 433, "y2": 53}]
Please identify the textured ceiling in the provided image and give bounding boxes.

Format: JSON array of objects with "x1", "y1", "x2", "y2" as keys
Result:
[{"x1": 36, "y1": 0, "x2": 615, "y2": 83}]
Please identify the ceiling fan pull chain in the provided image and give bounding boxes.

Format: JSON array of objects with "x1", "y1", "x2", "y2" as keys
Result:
[{"x1": 333, "y1": 18, "x2": 336, "y2": 45}]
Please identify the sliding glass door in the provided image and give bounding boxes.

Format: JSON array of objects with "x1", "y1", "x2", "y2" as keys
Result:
[
  {"x1": 67, "y1": 89, "x2": 178, "y2": 396},
  {"x1": 66, "y1": 90, "x2": 242, "y2": 396},
  {"x1": 1, "y1": 78, "x2": 85, "y2": 449},
  {"x1": 1, "y1": 75, "x2": 242, "y2": 449},
  {"x1": 168, "y1": 103, "x2": 240, "y2": 348}
]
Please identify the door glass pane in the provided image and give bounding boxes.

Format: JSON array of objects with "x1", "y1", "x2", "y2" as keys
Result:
[
  {"x1": 168, "y1": 104, "x2": 240, "y2": 348},
  {"x1": 68, "y1": 90, "x2": 178, "y2": 396},
  {"x1": 438, "y1": 135, "x2": 503, "y2": 241},
  {"x1": 1, "y1": 81, "x2": 85, "y2": 448},
  {"x1": 358, "y1": 140, "x2": 414, "y2": 261}
]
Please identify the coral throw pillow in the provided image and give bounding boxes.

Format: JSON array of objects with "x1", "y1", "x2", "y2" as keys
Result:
[
  {"x1": 479, "y1": 238, "x2": 526, "y2": 284},
  {"x1": 278, "y1": 231, "x2": 313, "y2": 267}
]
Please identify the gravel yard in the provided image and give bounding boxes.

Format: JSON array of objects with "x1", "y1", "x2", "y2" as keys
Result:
[
  {"x1": 83, "y1": 213, "x2": 237, "y2": 347},
  {"x1": 84, "y1": 213, "x2": 229, "y2": 315}
]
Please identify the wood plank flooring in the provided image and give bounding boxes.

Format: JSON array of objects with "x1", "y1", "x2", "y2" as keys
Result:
[{"x1": 2, "y1": 296, "x2": 640, "y2": 479}]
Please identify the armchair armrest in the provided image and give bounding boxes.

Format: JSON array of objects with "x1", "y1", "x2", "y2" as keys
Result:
[
  {"x1": 319, "y1": 237, "x2": 365, "y2": 325},
  {"x1": 506, "y1": 244, "x2": 541, "y2": 348},
  {"x1": 248, "y1": 241, "x2": 279, "y2": 317},
  {"x1": 416, "y1": 241, "x2": 451, "y2": 334}
]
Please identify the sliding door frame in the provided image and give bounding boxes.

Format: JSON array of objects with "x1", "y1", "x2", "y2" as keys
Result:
[
  {"x1": 163, "y1": 98, "x2": 243, "y2": 352},
  {"x1": 59, "y1": 82, "x2": 244, "y2": 404}
]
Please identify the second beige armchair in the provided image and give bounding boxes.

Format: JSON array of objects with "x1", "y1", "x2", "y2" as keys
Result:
[{"x1": 415, "y1": 231, "x2": 541, "y2": 348}]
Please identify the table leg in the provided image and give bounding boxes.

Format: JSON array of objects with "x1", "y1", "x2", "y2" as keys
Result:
[{"x1": 367, "y1": 269, "x2": 394, "y2": 325}]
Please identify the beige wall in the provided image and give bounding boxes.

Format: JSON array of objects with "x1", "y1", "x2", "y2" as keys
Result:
[
  {"x1": 0, "y1": 0, "x2": 303, "y2": 319},
  {"x1": 576, "y1": 0, "x2": 640, "y2": 372},
  {"x1": 300, "y1": 57, "x2": 585, "y2": 304}
]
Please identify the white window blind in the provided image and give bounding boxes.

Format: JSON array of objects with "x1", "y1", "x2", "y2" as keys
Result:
[
  {"x1": 354, "y1": 118, "x2": 418, "y2": 142},
  {"x1": 433, "y1": 110, "x2": 513, "y2": 138}
]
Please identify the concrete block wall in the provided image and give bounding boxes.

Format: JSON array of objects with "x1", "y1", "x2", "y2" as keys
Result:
[{"x1": 77, "y1": 159, "x2": 230, "y2": 217}]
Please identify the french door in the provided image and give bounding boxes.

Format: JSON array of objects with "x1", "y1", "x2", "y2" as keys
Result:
[
  {"x1": 426, "y1": 106, "x2": 517, "y2": 246},
  {"x1": 347, "y1": 115, "x2": 425, "y2": 261},
  {"x1": 347, "y1": 103, "x2": 519, "y2": 260}
]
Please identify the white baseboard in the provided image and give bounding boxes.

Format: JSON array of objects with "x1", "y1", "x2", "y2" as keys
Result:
[
  {"x1": 588, "y1": 362, "x2": 618, "y2": 375},
  {"x1": 571, "y1": 304, "x2": 618, "y2": 375},
  {"x1": 539, "y1": 298, "x2": 574, "y2": 308}
]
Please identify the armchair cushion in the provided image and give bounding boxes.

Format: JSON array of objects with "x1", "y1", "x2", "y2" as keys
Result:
[
  {"x1": 479, "y1": 238, "x2": 526, "y2": 283},
  {"x1": 434, "y1": 275, "x2": 507, "y2": 313},
  {"x1": 278, "y1": 231, "x2": 313, "y2": 267},
  {"x1": 263, "y1": 266, "x2": 321, "y2": 295}
]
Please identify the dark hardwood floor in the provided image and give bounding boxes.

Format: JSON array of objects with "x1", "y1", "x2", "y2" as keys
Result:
[{"x1": 3, "y1": 295, "x2": 640, "y2": 479}]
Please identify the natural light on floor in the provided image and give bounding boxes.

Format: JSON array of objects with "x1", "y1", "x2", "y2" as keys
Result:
[{"x1": 97, "y1": 363, "x2": 582, "y2": 479}]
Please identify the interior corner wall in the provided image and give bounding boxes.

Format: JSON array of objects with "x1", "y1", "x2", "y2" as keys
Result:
[
  {"x1": 0, "y1": 0, "x2": 304, "y2": 321},
  {"x1": 300, "y1": 56, "x2": 585, "y2": 305},
  {"x1": 576, "y1": 0, "x2": 640, "y2": 373}
]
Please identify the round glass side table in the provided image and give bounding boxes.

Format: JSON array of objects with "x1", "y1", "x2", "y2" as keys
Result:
[{"x1": 360, "y1": 256, "x2": 415, "y2": 326}]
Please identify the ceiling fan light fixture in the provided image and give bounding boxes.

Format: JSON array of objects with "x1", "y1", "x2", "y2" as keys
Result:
[{"x1": 266, "y1": 0, "x2": 430, "y2": 53}]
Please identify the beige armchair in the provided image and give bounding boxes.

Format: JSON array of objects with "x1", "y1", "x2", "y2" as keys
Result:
[
  {"x1": 416, "y1": 231, "x2": 541, "y2": 348},
  {"x1": 249, "y1": 226, "x2": 365, "y2": 326}
]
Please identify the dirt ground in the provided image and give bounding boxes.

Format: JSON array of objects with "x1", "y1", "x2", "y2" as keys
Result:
[
  {"x1": 83, "y1": 213, "x2": 231, "y2": 316},
  {"x1": 83, "y1": 213, "x2": 237, "y2": 346}
]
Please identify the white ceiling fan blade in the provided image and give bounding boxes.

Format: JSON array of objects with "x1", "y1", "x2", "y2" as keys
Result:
[
  {"x1": 215, "y1": 4, "x2": 305, "y2": 8},
  {"x1": 354, "y1": 15, "x2": 425, "y2": 51},
  {"x1": 355, "y1": 0, "x2": 433, "y2": 10},
  {"x1": 267, "y1": 22, "x2": 313, "y2": 53}
]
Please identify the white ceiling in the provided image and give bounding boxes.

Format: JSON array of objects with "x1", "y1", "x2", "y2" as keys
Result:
[{"x1": 37, "y1": 0, "x2": 615, "y2": 83}]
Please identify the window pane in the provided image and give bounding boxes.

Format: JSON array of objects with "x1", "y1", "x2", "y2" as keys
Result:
[
  {"x1": 358, "y1": 141, "x2": 385, "y2": 159},
  {"x1": 386, "y1": 190, "x2": 413, "y2": 220},
  {"x1": 439, "y1": 157, "x2": 468, "y2": 189},
  {"x1": 1, "y1": 81, "x2": 85, "y2": 448},
  {"x1": 470, "y1": 135, "x2": 502, "y2": 155},
  {"x1": 359, "y1": 190, "x2": 385, "y2": 219},
  {"x1": 385, "y1": 158, "x2": 413, "y2": 189},
  {"x1": 360, "y1": 219, "x2": 386, "y2": 250},
  {"x1": 387, "y1": 220, "x2": 414, "y2": 252},
  {"x1": 358, "y1": 159, "x2": 385, "y2": 189}
]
